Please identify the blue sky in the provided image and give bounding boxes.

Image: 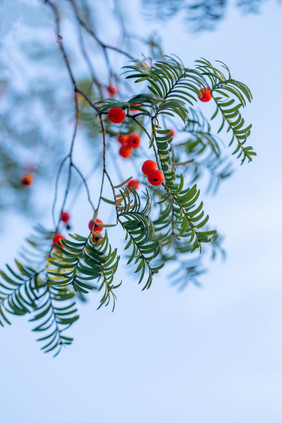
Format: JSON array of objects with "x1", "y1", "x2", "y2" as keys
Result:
[{"x1": 1, "y1": 1, "x2": 282, "y2": 422}]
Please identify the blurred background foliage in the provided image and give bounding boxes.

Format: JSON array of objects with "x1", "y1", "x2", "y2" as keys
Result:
[
  {"x1": 1, "y1": 0, "x2": 275, "y2": 218},
  {"x1": 142, "y1": 0, "x2": 272, "y2": 31}
]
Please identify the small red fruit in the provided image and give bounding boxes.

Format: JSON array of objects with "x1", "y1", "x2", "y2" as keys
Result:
[
  {"x1": 119, "y1": 145, "x2": 132, "y2": 158},
  {"x1": 198, "y1": 87, "x2": 212, "y2": 102},
  {"x1": 142, "y1": 160, "x2": 157, "y2": 176},
  {"x1": 106, "y1": 85, "x2": 119, "y2": 97},
  {"x1": 92, "y1": 231, "x2": 102, "y2": 244},
  {"x1": 60, "y1": 211, "x2": 70, "y2": 223},
  {"x1": 88, "y1": 218, "x2": 103, "y2": 232},
  {"x1": 127, "y1": 179, "x2": 139, "y2": 190},
  {"x1": 148, "y1": 170, "x2": 164, "y2": 186},
  {"x1": 52, "y1": 233, "x2": 66, "y2": 249},
  {"x1": 127, "y1": 133, "x2": 141, "y2": 149},
  {"x1": 108, "y1": 107, "x2": 126, "y2": 124},
  {"x1": 117, "y1": 134, "x2": 128, "y2": 144},
  {"x1": 21, "y1": 174, "x2": 33, "y2": 186}
]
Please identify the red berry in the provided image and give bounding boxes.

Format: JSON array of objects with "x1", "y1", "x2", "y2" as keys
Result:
[
  {"x1": 127, "y1": 133, "x2": 141, "y2": 149},
  {"x1": 117, "y1": 135, "x2": 128, "y2": 144},
  {"x1": 92, "y1": 231, "x2": 102, "y2": 244},
  {"x1": 142, "y1": 160, "x2": 157, "y2": 176},
  {"x1": 21, "y1": 174, "x2": 33, "y2": 186},
  {"x1": 106, "y1": 85, "x2": 119, "y2": 97},
  {"x1": 127, "y1": 179, "x2": 139, "y2": 190},
  {"x1": 108, "y1": 107, "x2": 126, "y2": 124},
  {"x1": 198, "y1": 88, "x2": 212, "y2": 102},
  {"x1": 148, "y1": 170, "x2": 164, "y2": 186},
  {"x1": 52, "y1": 233, "x2": 66, "y2": 249},
  {"x1": 60, "y1": 211, "x2": 70, "y2": 223},
  {"x1": 168, "y1": 129, "x2": 175, "y2": 137},
  {"x1": 88, "y1": 218, "x2": 103, "y2": 232},
  {"x1": 119, "y1": 145, "x2": 132, "y2": 158}
]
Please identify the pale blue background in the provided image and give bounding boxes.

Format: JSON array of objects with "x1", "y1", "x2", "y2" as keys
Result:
[{"x1": 1, "y1": 1, "x2": 282, "y2": 422}]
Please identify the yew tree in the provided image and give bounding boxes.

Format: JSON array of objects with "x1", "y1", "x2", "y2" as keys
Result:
[{"x1": 0, "y1": 0, "x2": 256, "y2": 356}]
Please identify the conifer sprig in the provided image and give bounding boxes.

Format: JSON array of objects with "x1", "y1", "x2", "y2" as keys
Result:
[
  {"x1": 0, "y1": 49, "x2": 255, "y2": 355},
  {"x1": 116, "y1": 187, "x2": 164, "y2": 290},
  {"x1": 195, "y1": 58, "x2": 255, "y2": 164}
]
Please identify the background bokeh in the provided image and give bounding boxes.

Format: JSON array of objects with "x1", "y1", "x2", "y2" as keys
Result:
[{"x1": 1, "y1": 1, "x2": 282, "y2": 422}]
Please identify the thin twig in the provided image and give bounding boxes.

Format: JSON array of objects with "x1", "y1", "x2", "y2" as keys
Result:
[
  {"x1": 51, "y1": 155, "x2": 69, "y2": 227},
  {"x1": 69, "y1": 0, "x2": 103, "y2": 96},
  {"x1": 75, "y1": 88, "x2": 100, "y2": 112},
  {"x1": 45, "y1": 0, "x2": 80, "y2": 232},
  {"x1": 69, "y1": 0, "x2": 135, "y2": 61},
  {"x1": 72, "y1": 163, "x2": 96, "y2": 212},
  {"x1": 68, "y1": 154, "x2": 102, "y2": 211},
  {"x1": 96, "y1": 115, "x2": 107, "y2": 213}
]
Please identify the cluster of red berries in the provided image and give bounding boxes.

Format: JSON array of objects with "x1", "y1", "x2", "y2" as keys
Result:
[
  {"x1": 52, "y1": 216, "x2": 104, "y2": 251},
  {"x1": 142, "y1": 160, "x2": 164, "y2": 186},
  {"x1": 51, "y1": 88, "x2": 212, "y2": 253},
  {"x1": 117, "y1": 132, "x2": 141, "y2": 158},
  {"x1": 108, "y1": 108, "x2": 142, "y2": 157},
  {"x1": 198, "y1": 87, "x2": 212, "y2": 102},
  {"x1": 125, "y1": 164, "x2": 165, "y2": 190}
]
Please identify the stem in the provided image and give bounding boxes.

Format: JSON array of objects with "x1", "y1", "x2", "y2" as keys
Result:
[
  {"x1": 72, "y1": 163, "x2": 95, "y2": 212},
  {"x1": 96, "y1": 115, "x2": 107, "y2": 213},
  {"x1": 69, "y1": 0, "x2": 135, "y2": 61}
]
